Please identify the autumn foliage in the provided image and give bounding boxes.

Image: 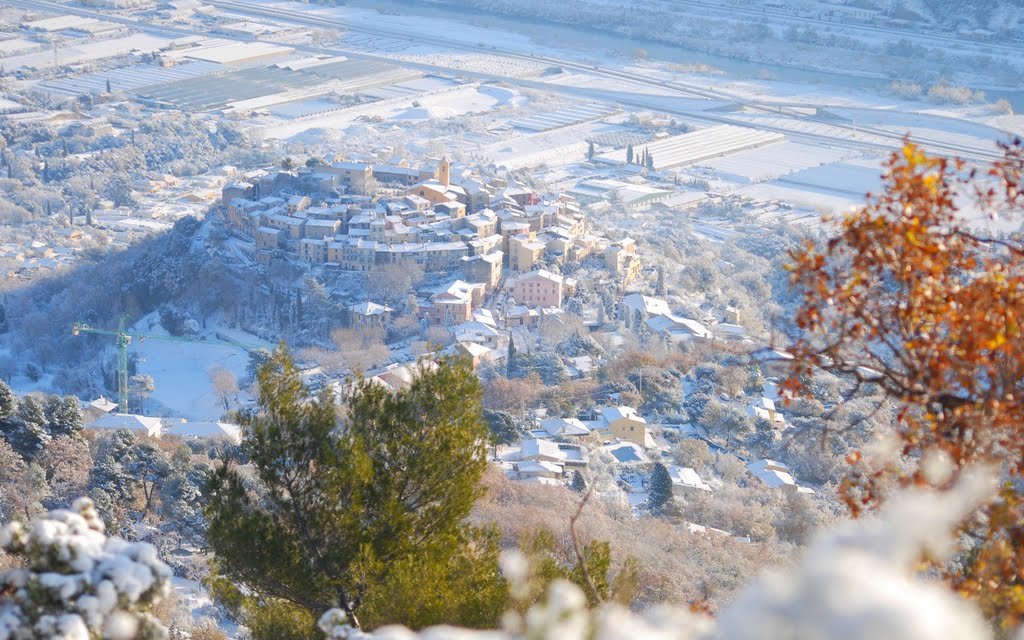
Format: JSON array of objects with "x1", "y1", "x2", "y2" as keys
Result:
[{"x1": 786, "y1": 138, "x2": 1024, "y2": 626}]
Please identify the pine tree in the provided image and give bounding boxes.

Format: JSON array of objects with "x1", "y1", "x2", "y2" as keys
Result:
[
  {"x1": 570, "y1": 469, "x2": 587, "y2": 493},
  {"x1": 483, "y1": 408, "x2": 517, "y2": 445},
  {"x1": 205, "y1": 350, "x2": 504, "y2": 631},
  {"x1": 126, "y1": 441, "x2": 170, "y2": 519},
  {"x1": 160, "y1": 462, "x2": 207, "y2": 540},
  {"x1": 647, "y1": 463, "x2": 674, "y2": 515},
  {"x1": 655, "y1": 268, "x2": 666, "y2": 296},
  {"x1": 3, "y1": 397, "x2": 50, "y2": 460},
  {"x1": 626, "y1": 144, "x2": 634, "y2": 165},
  {"x1": 0, "y1": 380, "x2": 15, "y2": 423},
  {"x1": 44, "y1": 395, "x2": 83, "y2": 438},
  {"x1": 516, "y1": 529, "x2": 638, "y2": 610},
  {"x1": 89, "y1": 430, "x2": 138, "y2": 506}
]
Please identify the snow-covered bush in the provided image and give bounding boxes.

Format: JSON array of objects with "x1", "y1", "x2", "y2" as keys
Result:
[{"x1": 0, "y1": 497, "x2": 172, "y2": 640}]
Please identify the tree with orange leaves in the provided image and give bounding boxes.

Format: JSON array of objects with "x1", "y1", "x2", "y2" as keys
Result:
[{"x1": 786, "y1": 138, "x2": 1024, "y2": 627}]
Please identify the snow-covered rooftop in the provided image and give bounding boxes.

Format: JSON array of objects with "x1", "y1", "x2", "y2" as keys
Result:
[{"x1": 86, "y1": 413, "x2": 163, "y2": 438}]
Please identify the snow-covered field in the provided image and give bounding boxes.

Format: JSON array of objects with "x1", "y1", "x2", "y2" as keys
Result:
[
  {"x1": 257, "y1": 83, "x2": 522, "y2": 140},
  {"x1": 0, "y1": 33, "x2": 171, "y2": 72},
  {"x1": 695, "y1": 142, "x2": 852, "y2": 184},
  {"x1": 128, "y1": 314, "x2": 270, "y2": 421}
]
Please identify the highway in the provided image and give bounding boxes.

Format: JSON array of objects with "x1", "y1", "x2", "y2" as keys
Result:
[
  {"x1": 8, "y1": 0, "x2": 1012, "y2": 163},
  {"x1": 204, "y1": 0, "x2": 1012, "y2": 162}
]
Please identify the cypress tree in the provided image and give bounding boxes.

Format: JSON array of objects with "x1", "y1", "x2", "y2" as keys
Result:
[
  {"x1": 570, "y1": 469, "x2": 587, "y2": 493},
  {"x1": 626, "y1": 144, "x2": 634, "y2": 165},
  {"x1": 506, "y1": 335, "x2": 517, "y2": 377},
  {"x1": 647, "y1": 462, "x2": 674, "y2": 515}
]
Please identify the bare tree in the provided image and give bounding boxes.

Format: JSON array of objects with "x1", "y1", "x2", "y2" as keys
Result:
[
  {"x1": 367, "y1": 261, "x2": 424, "y2": 306},
  {"x1": 424, "y1": 325, "x2": 454, "y2": 348},
  {"x1": 208, "y1": 366, "x2": 239, "y2": 412},
  {"x1": 129, "y1": 374, "x2": 155, "y2": 414},
  {"x1": 331, "y1": 326, "x2": 390, "y2": 373}
]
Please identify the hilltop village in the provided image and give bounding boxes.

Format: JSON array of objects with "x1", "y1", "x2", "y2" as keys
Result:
[{"x1": 198, "y1": 151, "x2": 816, "y2": 520}]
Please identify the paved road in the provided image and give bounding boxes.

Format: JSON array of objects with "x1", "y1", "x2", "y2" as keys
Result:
[
  {"x1": 204, "y1": 0, "x2": 1011, "y2": 161},
  {"x1": 9, "y1": 0, "x2": 1011, "y2": 162}
]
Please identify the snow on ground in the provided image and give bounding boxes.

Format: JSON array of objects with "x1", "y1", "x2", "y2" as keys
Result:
[
  {"x1": 258, "y1": 83, "x2": 520, "y2": 140},
  {"x1": 6, "y1": 370, "x2": 58, "y2": 397},
  {"x1": 305, "y1": 0, "x2": 599, "y2": 63},
  {"x1": 823, "y1": 107, "x2": 1014, "y2": 143},
  {"x1": 728, "y1": 157, "x2": 889, "y2": 214},
  {"x1": 171, "y1": 577, "x2": 241, "y2": 639},
  {"x1": 735, "y1": 183, "x2": 865, "y2": 216},
  {"x1": 476, "y1": 119, "x2": 625, "y2": 169},
  {"x1": 631, "y1": 63, "x2": 1014, "y2": 134},
  {"x1": 775, "y1": 161, "x2": 885, "y2": 198},
  {"x1": 547, "y1": 72, "x2": 693, "y2": 98},
  {"x1": 93, "y1": 216, "x2": 175, "y2": 233},
  {"x1": 392, "y1": 52, "x2": 547, "y2": 77},
  {"x1": 987, "y1": 114, "x2": 1024, "y2": 136},
  {"x1": 694, "y1": 141, "x2": 853, "y2": 184},
  {"x1": 129, "y1": 314, "x2": 271, "y2": 421},
  {"x1": 389, "y1": 83, "x2": 511, "y2": 120},
  {"x1": 0, "y1": 34, "x2": 171, "y2": 72}
]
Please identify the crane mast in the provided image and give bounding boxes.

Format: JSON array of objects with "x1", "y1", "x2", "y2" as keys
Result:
[{"x1": 115, "y1": 315, "x2": 132, "y2": 411}]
